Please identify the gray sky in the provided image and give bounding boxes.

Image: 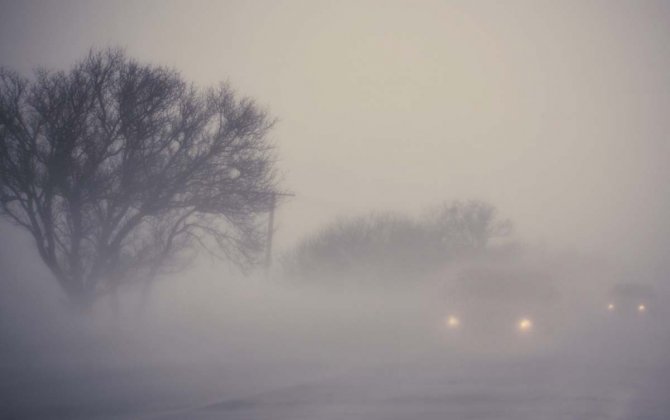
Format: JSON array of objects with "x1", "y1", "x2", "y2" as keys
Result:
[{"x1": 1, "y1": 0, "x2": 669, "y2": 265}]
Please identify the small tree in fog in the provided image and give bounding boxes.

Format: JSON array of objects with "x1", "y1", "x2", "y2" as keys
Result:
[
  {"x1": 0, "y1": 50, "x2": 278, "y2": 307},
  {"x1": 427, "y1": 200, "x2": 513, "y2": 253},
  {"x1": 286, "y1": 213, "x2": 425, "y2": 282},
  {"x1": 284, "y1": 201, "x2": 512, "y2": 285}
]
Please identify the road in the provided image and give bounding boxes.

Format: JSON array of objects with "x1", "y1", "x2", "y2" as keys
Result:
[
  {"x1": 2, "y1": 283, "x2": 669, "y2": 420},
  {"x1": 6, "y1": 336, "x2": 667, "y2": 420},
  {"x1": 154, "y1": 350, "x2": 670, "y2": 420}
]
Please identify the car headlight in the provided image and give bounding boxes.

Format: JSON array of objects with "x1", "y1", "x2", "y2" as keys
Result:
[
  {"x1": 517, "y1": 318, "x2": 533, "y2": 332},
  {"x1": 445, "y1": 315, "x2": 460, "y2": 329}
]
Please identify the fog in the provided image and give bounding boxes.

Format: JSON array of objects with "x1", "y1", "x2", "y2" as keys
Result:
[
  {"x1": 2, "y1": 1, "x2": 670, "y2": 419},
  {"x1": 3, "y1": 217, "x2": 670, "y2": 418}
]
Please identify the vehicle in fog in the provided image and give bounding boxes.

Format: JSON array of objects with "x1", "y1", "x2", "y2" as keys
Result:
[
  {"x1": 439, "y1": 263, "x2": 564, "y2": 352},
  {"x1": 606, "y1": 283, "x2": 655, "y2": 317}
]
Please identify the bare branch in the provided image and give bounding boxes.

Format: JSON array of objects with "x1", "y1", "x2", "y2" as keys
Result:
[{"x1": 0, "y1": 49, "x2": 279, "y2": 307}]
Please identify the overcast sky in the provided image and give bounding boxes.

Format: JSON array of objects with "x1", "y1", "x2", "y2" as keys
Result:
[{"x1": 1, "y1": 0, "x2": 669, "y2": 265}]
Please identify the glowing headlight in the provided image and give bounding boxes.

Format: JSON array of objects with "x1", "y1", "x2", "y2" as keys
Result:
[
  {"x1": 518, "y1": 318, "x2": 533, "y2": 332},
  {"x1": 607, "y1": 303, "x2": 615, "y2": 311},
  {"x1": 638, "y1": 304, "x2": 646, "y2": 312},
  {"x1": 445, "y1": 315, "x2": 460, "y2": 329}
]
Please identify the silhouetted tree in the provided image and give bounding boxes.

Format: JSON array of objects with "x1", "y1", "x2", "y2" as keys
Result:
[
  {"x1": 284, "y1": 201, "x2": 512, "y2": 285},
  {"x1": 427, "y1": 200, "x2": 513, "y2": 253},
  {"x1": 0, "y1": 49, "x2": 278, "y2": 307},
  {"x1": 286, "y1": 213, "x2": 423, "y2": 282}
]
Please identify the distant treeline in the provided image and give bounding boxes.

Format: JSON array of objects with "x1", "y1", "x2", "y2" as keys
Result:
[{"x1": 283, "y1": 200, "x2": 514, "y2": 285}]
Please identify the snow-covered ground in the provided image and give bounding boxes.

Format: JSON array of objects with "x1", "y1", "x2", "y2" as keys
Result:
[
  {"x1": 4, "y1": 346, "x2": 669, "y2": 420},
  {"x1": 2, "y1": 253, "x2": 669, "y2": 420},
  {"x1": 179, "y1": 358, "x2": 670, "y2": 420},
  {"x1": 3, "y1": 290, "x2": 669, "y2": 420}
]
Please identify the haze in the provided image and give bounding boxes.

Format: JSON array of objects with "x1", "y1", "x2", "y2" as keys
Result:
[
  {"x1": 1, "y1": 1, "x2": 669, "y2": 419},
  {"x1": 2, "y1": 0, "x2": 669, "y2": 260}
]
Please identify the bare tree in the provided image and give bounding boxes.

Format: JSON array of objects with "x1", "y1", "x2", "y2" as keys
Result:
[
  {"x1": 284, "y1": 201, "x2": 513, "y2": 285},
  {"x1": 0, "y1": 49, "x2": 278, "y2": 308},
  {"x1": 428, "y1": 200, "x2": 513, "y2": 252}
]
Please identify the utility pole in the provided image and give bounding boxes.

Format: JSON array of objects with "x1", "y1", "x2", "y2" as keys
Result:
[{"x1": 265, "y1": 192, "x2": 294, "y2": 270}]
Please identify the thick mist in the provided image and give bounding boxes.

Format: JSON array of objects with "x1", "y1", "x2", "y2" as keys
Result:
[
  {"x1": 2, "y1": 1, "x2": 670, "y2": 262},
  {"x1": 2, "y1": 1, "x2": 670, "y2": 419},
  {"x1": 3, "y1": 217, "x2": 669, "y2": 418}
]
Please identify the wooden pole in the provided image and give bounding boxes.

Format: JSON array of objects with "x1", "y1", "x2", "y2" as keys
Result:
[
  {"x1": 264, "y1": 192, "x2": 294, "y2": 272},
  {"x1": 265, "y1": 193, "x2": 276, "y2": 269}
]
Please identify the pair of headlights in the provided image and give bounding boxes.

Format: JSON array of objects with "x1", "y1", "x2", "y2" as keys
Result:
[
  {"x1": 445, "y1": 315, "x2": 533, "y2": 332},
  {"x1": 607, "y1": 303, "x2": 646, "y2": 312}
]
